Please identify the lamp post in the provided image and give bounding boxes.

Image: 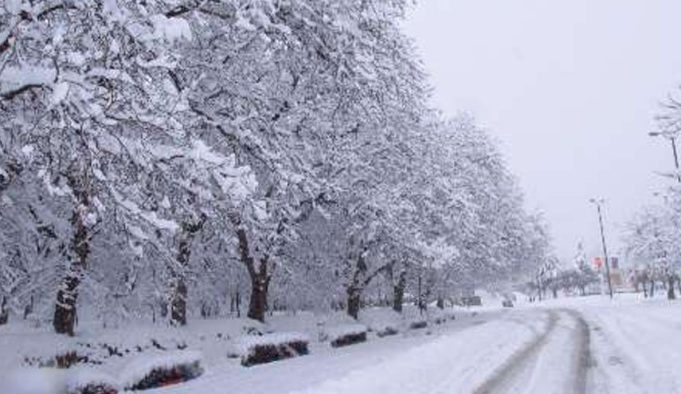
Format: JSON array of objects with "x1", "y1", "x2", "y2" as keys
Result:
[
  {"x1": 648, "y1": 131, "x2": 681, "y2": 183},
  {"x1": 590, "y1": 198, "x2": 613, "y2": 298}
]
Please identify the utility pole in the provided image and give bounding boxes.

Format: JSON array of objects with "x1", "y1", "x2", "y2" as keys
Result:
[
  {"x1": 649, "y1": 131, "x2": 681, "y2": 183},
  {"x1": 590, "y1": 198, "x2": 613, "y2": 298}
]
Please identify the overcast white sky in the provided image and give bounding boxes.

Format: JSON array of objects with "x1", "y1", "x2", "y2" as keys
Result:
[{"x1": 403, "y1": 0, "x2": 681, "y2": 263}]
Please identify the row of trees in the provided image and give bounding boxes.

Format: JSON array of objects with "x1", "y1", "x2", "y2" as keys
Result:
[
  {"x1": 0, "y1": 0, "x2": 550, "y2": 336},
  {"x1": 623, "y1": 87, "x2": 681, "y2": 300},
  {"x1": 526, "y1": 242, "x2": 598, "y2": 300}
]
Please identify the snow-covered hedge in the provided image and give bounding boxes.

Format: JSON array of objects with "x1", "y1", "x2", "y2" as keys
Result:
[
  {"x1": 66, "y1": 368, "x2": 119, "y2": 394},
  {"x1": 120, "y1": 351, "x2": 203, "y2": 390},
  {"x1": 234, "y1": 333, "x2": 309, "y2": 367},
  {"x1": 408, "y1": 320, "x2": 428, "y2": 330},
  {"x1": 323, "y1": 324, "x2": 368, "y2": 348},
  {"x1": 375, "y1": 326, "x2": 399, "y2": 338}
]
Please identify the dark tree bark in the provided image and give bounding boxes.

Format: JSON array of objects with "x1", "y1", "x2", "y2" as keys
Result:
[
  {"x1": 347, "y1": 285, "x2": 361, "y2": 320},
  {"x1": 344, "y1": 245, "x2": 391, "y2": 320},
  {"x1": 392, "y1": 270, "x2": 407, "y2": 313},
  {"x1": 23, "y1": 295, "x2": 33, "y2": 320},
  {"x1": 667, "y1": 276, "x2": 676, "y2": 300},
  {"x1": 650, "y1": 280, "x2": 655, "y2": 297},
  {"x1": 247, "y1": 259, "x2": 270, "y2": 322},
  {"x1": 231, "y1": 217, "x2": 271, "y2": 323},
  {"x1": 0, "y1": 296, "x2": 8, "y2": 325},
  {"x1": 231, "y1": 290, "x2": 241, "y2": 318},
  {"x1": 53, "y1": 174, "x2": 90, "y2": 336},
  {"x1": 170, "y1": 216, "x2": 206, "y2": 326}
]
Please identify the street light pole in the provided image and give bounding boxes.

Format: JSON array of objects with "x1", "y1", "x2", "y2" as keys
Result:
[
  {"x1": 649, "y1": 131, "x2": 681, "y2": 183},
  {"x1": 670, "y1": 136, "x2": 680, "y2": 183},
  {"x1": 590, "y1": 198, "x2": 613, "y2": 299}
]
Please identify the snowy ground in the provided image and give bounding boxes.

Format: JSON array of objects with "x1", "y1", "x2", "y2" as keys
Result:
[{"x1": 3, "y1": 294, "x2": 681, "y2": 393}]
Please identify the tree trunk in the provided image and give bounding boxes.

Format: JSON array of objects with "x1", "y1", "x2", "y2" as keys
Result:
[
  {"x1": 230, "y1": 290, "x2": 242, "y2": 317},
  {"x1": 650, "y1": 280, "x2": 655, "y2": 297},
  {"x1": 552, "y1": 288, "x2": 558, "y2": 299},
  {"x1": 436, "y1": 297, "x2": 445, "y2": 309},
  {"x1": 23, "y1": 295, "x2": 33, "y2": 320},
  {"x1": 232, "y1": 220, "x2": 271, "y2": 323},
  {"x1": 169, "y1": 217, "x2": 205, "y2": 326},
  {"x1": 248, "y1": 267, "x2": 269, "y2": 322},
  {"x1": 392, "y1": 271, "x2": 406, "y2": 313},
  {"x1": 347, "y1": 286, "x2": 361, "y2": 320},
  {"x1": 667, "y1": 276, "x2": 676, "y2": 300},
  {"x1": 170, "y1": 278, "x2": 187, "y2": 326},
  {"x1": 0, "y1": 296, "x2": 8, "y2": 325},
  {"x1": 53, "y1": 201, "x2": 89, "y2": 336}
]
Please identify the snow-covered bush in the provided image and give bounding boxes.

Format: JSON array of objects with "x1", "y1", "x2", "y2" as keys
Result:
[
  {"x1": 120, "y1": 351, "x2": 203, "y2": 391},
  {"x1": 375, "y1": 326, "x2": 400, "y2": 338},
  {"x1": 409, "y1": 320, "x2": 428, "y2": 330},
  {"x1": 323, "y1": 324, "x2": 368, "y2": 348},
  {"x1": 65, "y1": 368, "x2": 119, "y2": 394},
  {"x1": 234, "y1": 333, "x2": 309, "y2": 367}
]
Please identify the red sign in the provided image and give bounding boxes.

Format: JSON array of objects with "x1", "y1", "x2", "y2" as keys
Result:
[{"x1": 593, "y1": 257, "x2": 603, "y2": 270}]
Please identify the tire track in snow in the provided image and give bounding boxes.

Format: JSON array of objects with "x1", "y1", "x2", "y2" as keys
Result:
[
  {"x1": 473, "y1": 309, "x2": 591, "y2": 394},
  {"x1": 567, "y1": 309, "x2": 592, "y2": 394},
  {"x1": 472, "y1": 310, "x2": 559, "y2": 394}
]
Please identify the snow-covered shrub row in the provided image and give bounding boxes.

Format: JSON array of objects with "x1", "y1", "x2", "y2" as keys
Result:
[{"x1": 233, "y1": 333, "x2": 310, "y2": 367}]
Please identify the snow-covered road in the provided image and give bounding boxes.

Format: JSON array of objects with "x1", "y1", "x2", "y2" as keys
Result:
[
  {"x1": 157, "y1": 296, "x2": 681, "y2": 394},
  {"x1": 473, "y1": 309, "x2": 590, "y2": 394}
]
